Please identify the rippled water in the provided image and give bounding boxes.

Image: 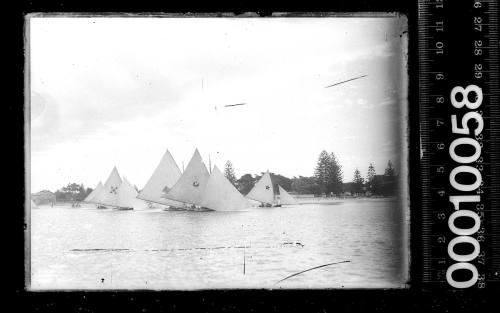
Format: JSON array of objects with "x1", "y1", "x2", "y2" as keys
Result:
[{"x1": 29, "y1": 198, "x2": 408, "y2": 290}]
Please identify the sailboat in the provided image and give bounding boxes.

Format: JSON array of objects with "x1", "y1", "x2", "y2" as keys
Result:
[
  {"x1": 31, "y1": 200, "x2": 39, "y2": 210},
  {"x1": 277, "y1": 185, "x2": 298, "y2": 205},
  {"x1": 91, "y1": 167, "x2": 123, "y2": 209},
  {"x1": 162, "y1": 149, "x2": 249, "y2": 211},
  {"x1": 84, "y1": 181, "x2": 103, "y2": 204},
  {"x1": 162, "y1": 148, "x2": 210, "y2": 210},
  {"x1": 115, "y1": 177, "x2": 142, "y2": 210},
  {"x1": 246, "y1": 171, "x2": 278, "y2": 207},
  {"x1": 137, "y1": 149, "x2": 184, "y2": 210},
  {"x1": 200, "y1": 166, "x2": 250, "y2": 211},
  {"x1": 246, "y1": 171, "x2": 297, "y2": 207}
]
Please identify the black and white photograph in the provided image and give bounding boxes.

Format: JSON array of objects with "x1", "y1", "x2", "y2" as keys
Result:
[{"x1": 27, "y1": 14, "x2": 409, "y2": 290}]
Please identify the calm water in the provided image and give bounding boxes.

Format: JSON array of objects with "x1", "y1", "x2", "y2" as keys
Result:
[{"x1": 29, "y1": 198, "x2": 408, "y2": 290}]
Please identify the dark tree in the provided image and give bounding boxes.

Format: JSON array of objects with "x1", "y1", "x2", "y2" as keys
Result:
[
  {"x1": 291, "y1": 176, "x2": 323, "y2": 195},
  {"x1": 366, "y1": 163, "x2": 376, "y2": 193},
  {"x1": 269, "y1": 173, "x2": 292, "y2": 193},
  {"x1": 327, "y1": 152, "x2": 343, "y2": 194},
  {"x1": 57, "y1": 183, "x2": 87, "y2": 201},
  {"x1": 236, "y1": 174, "x2": 255, "y2": 195},
  {"x1": 314, "y1": 150, "x2": 343, "y2": 195},
  {"x1": 314, "y1": 150, "x2": 330, "y2": 194},
  {"x1": 224, "y1": 160, "x2": 237, "y2": 187},
  {"x1": 352, "y1": 168, "x2": 364, "y2": 195}
]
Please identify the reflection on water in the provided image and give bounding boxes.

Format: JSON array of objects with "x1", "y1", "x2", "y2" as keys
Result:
[{"x1": 29, "y1": 198, "x2": 408, "y2": 289}]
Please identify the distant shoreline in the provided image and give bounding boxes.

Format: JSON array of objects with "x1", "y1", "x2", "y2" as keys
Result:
[{"x1": 33, "y1": 196, "x2": 398, "y2": 208}]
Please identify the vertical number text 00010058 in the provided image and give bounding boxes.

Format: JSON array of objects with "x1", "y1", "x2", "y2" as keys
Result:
[
  {"x1": 446, "y1": 84, "x2": 484, "y2": 289},
  {"x1": 444, "y1": 0, "x2": 489, "y2": 289}
]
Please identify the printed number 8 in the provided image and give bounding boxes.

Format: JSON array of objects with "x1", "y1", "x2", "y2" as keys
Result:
[{"x1": 450, "y1": 85, "x2": 483, "y2": 109}]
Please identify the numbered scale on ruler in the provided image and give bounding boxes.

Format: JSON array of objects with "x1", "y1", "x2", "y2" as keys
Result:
[{"x1": 419, "y1": 0, "x2": 499, "y2": 289}]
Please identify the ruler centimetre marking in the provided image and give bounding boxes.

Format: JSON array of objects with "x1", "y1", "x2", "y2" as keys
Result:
[{"x1": 419, "y1": 0, "x2": 499, "y2": 289}]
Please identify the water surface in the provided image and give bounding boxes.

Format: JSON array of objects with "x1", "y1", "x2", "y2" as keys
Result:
[{"x1": 30, "y1": 198, "x2": 407, "y2": 289}]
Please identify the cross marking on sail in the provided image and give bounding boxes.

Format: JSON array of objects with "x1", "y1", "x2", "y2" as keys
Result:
[
  {"x1": 193, "y1": 181, "x2": 199, "y2": 187},
  {"x1": 265, "y1": 185, "x2": 270, "y2": 190},
  {"x1": 92, "y1": 167, "x2": 122, "y2": 207}
]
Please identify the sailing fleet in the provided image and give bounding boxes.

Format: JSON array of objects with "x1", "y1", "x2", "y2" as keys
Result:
[
  {"x1": 83, "y1": 148, "x2": 298, "y2": 212},
  {"x1": 84, "y1": 167, "x2": 147, "y2": 210}
]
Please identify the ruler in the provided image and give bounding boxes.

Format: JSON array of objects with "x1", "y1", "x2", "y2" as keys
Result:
[{"x1": 419, "y1": 0, "x2": 499, "y2": 289}]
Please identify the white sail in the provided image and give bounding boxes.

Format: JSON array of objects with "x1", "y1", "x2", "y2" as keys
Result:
[
  {"x1": 31, "y1": 200, "x2": 39, "y2": 209},
  {"x1": 116, "y1": 177, "x2": 141, "y2": 209},
  {"x1": 93, "y1": 166, "x2": 122, "y2": 206},
  {"x1": 278, "y1": 185, "x2": 298, "y2": 205},
  {"x1": 84, "y1": 181, "x2": 103, "y2": 203},
  {"x1": 200, "y1": 166, "x2": 250, "y2": 211},
  {"x1": 137, "y1": 149, "x2": 183, "y2": 207},
  {"x1": 246, "y1": 171, "x2": 274, "y2": 205},
  {"x1": 163, "y1": 148, "x2": 210, "y2": 206}
]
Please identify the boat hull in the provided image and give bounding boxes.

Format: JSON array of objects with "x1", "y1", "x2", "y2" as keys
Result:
[
  {"x1": 258, "y1": 203, "x2": 281, "y2": 208},
  {"x1": 115, "y1": 207, "x2": 133, "y2": 211},
  {"x1": 162, "y1": 206, "x2": 186, "y2": 211}
]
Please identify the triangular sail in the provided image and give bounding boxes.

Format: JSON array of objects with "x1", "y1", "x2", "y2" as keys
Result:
[
  {"x1": 93, "y1": 167, "x2": 122, "y2": 206},
  {"x1": 200, "y1": 166, "x2": 250, "y2": 211},
  {"x1": 116, "y1": 177, "x2": 140, "y2": 209},
  {"x1": 84, "y1": 181, "x2": 103, "y2": 202},
  {"x1": 137, "y1": 149, "x2": 183, "y2": 207},
  {"x1": 246, "y1": 171, "x2": 274, "y2": 205},
  {"x1": 31, "y1": 200, "x2": 39, "y2": 209},
  {"x1": 162, "y1": 148, "x2": 210, "y2": 206},
  {"x1": 278, "y1": 185, "x2": 298, "y2": 205}
]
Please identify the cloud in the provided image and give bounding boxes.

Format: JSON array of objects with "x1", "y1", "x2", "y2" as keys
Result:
[
  {"x1": 28, "y1": 17, "x2": 408, "y2": 192},
  {"x1": 30, "y1": 91, "x2": 61, "y2": 151},
  {"x1": 30, "y1": 61, "x2": 185, "y2": 150}
]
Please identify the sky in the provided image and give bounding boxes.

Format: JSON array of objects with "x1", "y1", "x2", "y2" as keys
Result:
[{"x1": 28, "y1": 16, "x2": 408, "y2": 193}]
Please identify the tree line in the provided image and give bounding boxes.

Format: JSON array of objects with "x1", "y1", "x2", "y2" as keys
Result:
[
  {"x1": 223, "y1": 150, "x2": 399, "y2": 197},
  {"x1": 54, "y1": 183, "x2": 92, "y2": 201},
  {"x1": 347, "y1": 160, "x2": 398, "y2": 196},
  {"x1": 55, "y1": 151, "x2": 398, "y2": 201}
]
